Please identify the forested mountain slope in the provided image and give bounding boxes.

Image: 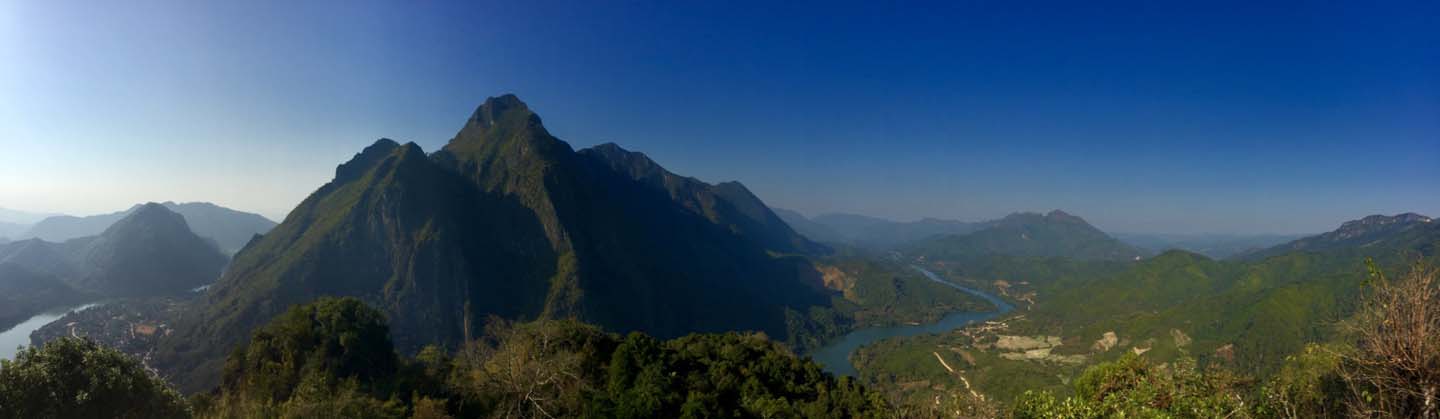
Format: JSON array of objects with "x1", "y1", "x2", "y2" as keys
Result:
[{"x1": 154, "y1": 95, "x2": 840, "y2": 392}]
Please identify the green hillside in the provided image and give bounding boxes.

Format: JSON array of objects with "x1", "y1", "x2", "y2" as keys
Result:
[{"x1": 855, "y1": 215, "x2": 1440, "y2": 405}]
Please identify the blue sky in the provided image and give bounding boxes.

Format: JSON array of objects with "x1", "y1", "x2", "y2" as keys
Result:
[{"x1": 1, "y1": 1, "x2": 1436, "y2": 234}]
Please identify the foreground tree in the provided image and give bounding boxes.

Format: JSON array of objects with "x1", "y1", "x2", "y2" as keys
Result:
[
  {"x1": 448, "y1": 318, "x2": 890, "y2": 418},
  {"x1": 1258, "y1": 343, "x2": 1347, "y2": 418},
  {"x1": 1341, "y1": 260, "x2": 1440, "y2": 418},
  {"x1": 197, "y1": 296, "x2": 411, "y2": 419},
  {"x1": 0, "y1": 338, "x2": 189, "y2": 419}
]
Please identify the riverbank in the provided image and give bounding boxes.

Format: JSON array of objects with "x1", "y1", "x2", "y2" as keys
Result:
[
  {"x1": 807, "y1": 266, "x2": 1014, "y2": 376},
  {"x1": 0, "y1": 303, "x2": 98, "y2": 360}
]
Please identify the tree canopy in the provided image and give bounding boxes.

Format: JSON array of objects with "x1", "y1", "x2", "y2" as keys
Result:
[{"x1": 0, "y1": 338, "x2": 189, "y2": 419}]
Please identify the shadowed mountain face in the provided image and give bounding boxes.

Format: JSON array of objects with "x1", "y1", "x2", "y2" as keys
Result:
[
  {"x1": 580, "y1": 143, "x2": 827, "y2": 255},
  {"x1": 155, "y1": 94, "x2": 833, "y2": 392},
  {"x1": 0, "y1": 222, "x2": 27, "y2": 240},
  {"x1": 70, "y1": 203, "x2": 229, "y2": 296},
  {"x1": 908, "y1": 210, "x2": 1145, "y2": 261},
  {"x1": 0, "y1": 263, "x2": 88, "y2": 331},
  {"x1": 20, "y1": 202, "x2": 275, "y2": 255},
  {"x1": 0, "y1": 203, "x2": 227, "y2": 298}
]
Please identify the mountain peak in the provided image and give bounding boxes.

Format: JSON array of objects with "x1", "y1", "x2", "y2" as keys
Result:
[
  {"x1": 125, "y1": 202, "x2": 179, "y2": 224},
  {"x1": 1340, "y1": 213, "x2": 1431, "y2": 228},
  {"x1": 465, "y1": 94, "x2": 534, "y2": 130},
  {"x1": 999, "y1": 212, "x2": 1044, "y2": 223},
  {"x1": 334, "y1": 139, "x2": 402, "y2": 182},
  {"x1": 912, "y1": 209, "x2": 1140, "y2": 261},
  {"x1": 1243, "y1": 212, "x2": 1436, "y2": 260},
  {"x1": 1046, "y1": 209, "x2": 1086, "y2": 223},
  {"x1": 103, "y1": 202, "x2": 190, "y2": 238},
  {"x1": 75, "y1": 201, "x2": 226, "y2": 297},
  {"x1": 590, "y1": 142, "x2": 627, "y2": 153},
  {"x1": 135, "y1": 201, "x2": 167, "y2": 212},
  {"x1": 443, "y1": 94, "x2": 567, "y2": 160},
  {"x1": 1332, "y1": 213, "x2": 1432, "y2": 239}
]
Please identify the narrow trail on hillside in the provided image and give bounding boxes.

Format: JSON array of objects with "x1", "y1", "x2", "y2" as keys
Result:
[
  {"x1": 935, "y1": 351, "x2": 984, "y2": 399},
  {"x1": 933, "y1": 351, "x2": 955, "y2": 373}
]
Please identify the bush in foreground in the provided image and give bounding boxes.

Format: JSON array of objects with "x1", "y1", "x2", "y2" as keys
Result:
[
  {"x1": 0, "y1": 337, "x2": 189, "y2": 419},
  {"x1": 1010, "y1": 354, "x2": 1252, "y2": 418}
]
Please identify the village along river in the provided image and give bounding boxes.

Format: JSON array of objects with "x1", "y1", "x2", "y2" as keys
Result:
[{"x1": 807, "y1": 266, "x2": 1015, "y2": 377}]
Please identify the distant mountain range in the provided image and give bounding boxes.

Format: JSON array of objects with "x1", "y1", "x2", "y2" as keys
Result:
[
  {"x1": 0, "y1": 207, "x2": 57, "y2": 225},
  {"x1": 1241, "y1": 213, "x2": 1435, "y2": 260},
  {"x1": 0, "y1": 203, "x2": 228, "y2": 297},
  {"x1": 1114, "y1": 232, "x2": 1306, "y2": 259},
  {"x1": 774, "y1": 209, "x2": 983, "y2": 249},
  {"x1": 0, "y1": 222, "x2": 26, "y2": 241},
  {"x1": 154, "y1": 95, "x2": 834, "y2": 391},
  {"x1": 778, "y1": 208, "x2": 1144, "y2": 261},
  {"x1": 17, "y1": 202, "x2": 275, "y2": 254},
  {"x1": 778, "y1": 208, "x2": 1336, "y2": 261},
  {"x1": 907, "y1": 210, "x2": 1146, "y2": 261}
]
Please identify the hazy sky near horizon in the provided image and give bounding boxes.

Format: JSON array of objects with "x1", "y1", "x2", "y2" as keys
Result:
[{"x1": 1, "y1": 1, "x2": 1436, "y2": 234}]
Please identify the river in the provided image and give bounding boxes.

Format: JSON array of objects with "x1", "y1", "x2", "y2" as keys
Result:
[
  {"x1": 807, "y1": 266, "x2": 1014, "y2": 376},
  {"x1": 0, "y1": 303, "x2": 99, "y2": 360}
]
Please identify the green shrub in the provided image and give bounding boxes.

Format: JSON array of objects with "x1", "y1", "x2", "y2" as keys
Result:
[
  {"x1": 0, "y1": 338, "x2": 189, "y2": 419},
  {"x1": 1011, "y1": 354, "x2": 1251, "y2": 418}
]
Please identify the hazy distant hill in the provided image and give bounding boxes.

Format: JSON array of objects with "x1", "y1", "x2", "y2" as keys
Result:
[
  {"x1": 0, "y1": 203, "x2": 227, "y2": 297},
  {"x1": 0, "y1": 207, "x2": 57, "y2": 225},
  {"x1": 0, "y1": 221, "x2": 27, "y2": 240},
  {"x1": 158, "y1": 202, "x2": 278, "y2": 254},
  {"x1": 155, "y1": 95, "x2": 835, "y2": 391},
  {"x1": 776, "y1": 210, "x2": 983, "y2": 249},
  {"x1": 909, "y1": 210, "x2": 1144, "y2": 261},
  {"x1": 1240, "y1": 213, "x2": 1436, "y2": 260},
  {"x1": 21, "y1": 202, "x2": 275, "y2": 254},
  {"x1": 772, "y1": 208, "x2": 847, "y2": 244},
  {"x1": 1114, "y1": 232, "x2": 1305, "y2": 259},
  {"x1": 22, "y1": 213, "x2": 121, "y2": 243}
]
